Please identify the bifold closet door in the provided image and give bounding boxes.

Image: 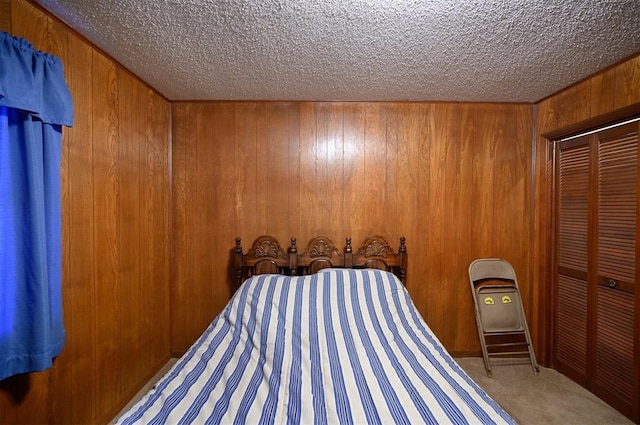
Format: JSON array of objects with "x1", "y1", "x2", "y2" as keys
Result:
[
  {"x1": 554, "y1": 122, "x2": 639, "y2": 422},
  {"x1": 556, "y1": 138, "x2": 590, "y2": 385},
  {"x1": 592, "y1": 126, "x2": 637, "y2": 416}
]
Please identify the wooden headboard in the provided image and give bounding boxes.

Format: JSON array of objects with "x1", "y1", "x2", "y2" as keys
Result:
[{"x1": 234, "y1": 234, "x2": 407, "y2": 289}]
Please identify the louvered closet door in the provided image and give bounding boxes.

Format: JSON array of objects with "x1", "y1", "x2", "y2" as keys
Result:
[
  {"x1": 593, "y1": 126, "x2": 637, "y2": 417},
  {"x1": 554, "y1": 122, "x2": 639, "y2": 422},
  {"x1": 556, "y1": 138, "x2": 590, "y2": 386}
]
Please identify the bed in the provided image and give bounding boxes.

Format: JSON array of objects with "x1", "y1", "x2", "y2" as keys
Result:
[{"x1": 117, "y1": 235, "x2": 515, "y2": 425}]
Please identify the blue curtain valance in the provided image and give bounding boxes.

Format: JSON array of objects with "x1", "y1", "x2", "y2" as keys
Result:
[{"x1": 0, "y1": 31, "x2": 73, "y2": 127}]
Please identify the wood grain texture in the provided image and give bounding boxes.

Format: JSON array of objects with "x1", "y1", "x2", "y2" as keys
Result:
[
  {"x1": 212, "y1": 104, "x2": 237, "y2": 305},
  {"x1": 0, "y1": 0, "x2": 11, "y2": 32},
  {"x1": 0, "y1": 1, "x2": 171, "y2": 423},
  {"x1": 195, "y1": 103, "x2": 215, "y2": 334},
  {"x1": 49, "y1": 16, "x2": 73, "y2": 425},
  {"x1": 170, "y1": 101, "x2": 534, "y2": 358},
  {"x1": 614, "y1": 56, "x2": 640, "y2": 109},
  {"x1": 534, "y1": 52, "x2": 640, "y2": 367},
  {"x1": 3, "y1": 0, "x2": 637, "y2": 422},
  {"x1": 234, "y1": 103, "x2": 260, "y2": 240},
  {"x1": 146, "y1": 89, "x2": 171, "y2": 368},
  {"x1": 534, "y1": 53, "x2": 640, "y2": 423},
  {"x1": 170, "y1": 103, "x2": 199, "y2": 350},
  {"x1": 92, "y1": 48, "x2": 123, "y2": 421},
  {"x1": 10, "y1": 0, "x2": 47, "y2": 49}
]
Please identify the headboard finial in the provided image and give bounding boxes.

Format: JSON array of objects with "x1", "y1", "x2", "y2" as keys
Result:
[
  {"x1": 289, "y1": 237, "x2": 298, "y2": 253},
  {"x1": 235, "y1": 237, "x2": 243, "y2": 254},
  {"x1": 289, "y1": 237, "x2": 298, "y2": 275},
  {"x1": 344, "y1": 237, "x2": 352, "y2": 253},
  {"x1": 399, "y1": 236, "x2": 406, "y2": 253}
]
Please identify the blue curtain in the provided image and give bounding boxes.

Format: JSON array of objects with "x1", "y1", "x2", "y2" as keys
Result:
[{"x1": 0, "y1": 32, "x2": 73, "y2": 381}]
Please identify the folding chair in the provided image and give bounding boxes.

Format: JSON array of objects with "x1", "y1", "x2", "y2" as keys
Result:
[{"x1": 468, "y1": 258, "x2": 539, "y2": 377}]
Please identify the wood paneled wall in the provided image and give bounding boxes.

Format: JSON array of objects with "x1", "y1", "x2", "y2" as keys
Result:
[
  {"x1": 171, "y1": 101, "x2": 534, "y2": 356},
  {"x1": 7, "y1": 0, "x2": 637, "y2": 423},
  {"x1": 533, "y1": 54, "x2": 640, "y2": 364},
  {"x1": 0, "y1": 1, "x2": 171, "y2": 423}
]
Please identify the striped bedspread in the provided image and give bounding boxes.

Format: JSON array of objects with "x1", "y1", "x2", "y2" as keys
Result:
[{"x1": 117, "y1": 269, "x2": 515, "y2": 425}]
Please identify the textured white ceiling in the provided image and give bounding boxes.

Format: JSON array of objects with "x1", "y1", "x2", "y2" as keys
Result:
[{"x1": 34, "y1": 0, "x2": 640, "y2": 102}]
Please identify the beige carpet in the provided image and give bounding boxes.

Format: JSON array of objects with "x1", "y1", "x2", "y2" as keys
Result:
[
  {"x1": 456, "y1": 357, "x2": 632, "y2": 425},
  {"x1": 113, "y1": 357, "x2": 632, "y2": 424}
]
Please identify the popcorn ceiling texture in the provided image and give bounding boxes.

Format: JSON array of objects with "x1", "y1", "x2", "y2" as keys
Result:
[{"x1": 35, "y1": 0, "x2": 640, "y2": 102}]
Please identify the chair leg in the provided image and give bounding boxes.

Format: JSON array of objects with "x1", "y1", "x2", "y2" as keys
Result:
[{"x1": 479, "y1": 337, "x2": 493, "y2": 377}]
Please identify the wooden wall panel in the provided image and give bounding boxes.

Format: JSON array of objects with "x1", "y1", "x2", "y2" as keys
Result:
[
  {"x1": 441, "y1": 104, "x2": 468, "y2": 347},
  {"x1": 117, "y1": 70, "x2": 142, "y2": 392},
  {"x1": 234, "y1": 103, "x2": 259, "y2": 240},
  {"x1": 325, "y1": 104, "x2": 346, "y2": 237},
  {"x1": 170, "y1": 103, "x2": 199, "y2": 349},
  {"x1": 423, "y1": 103, "x2": 447, "y2": 336},
  {"x1": 194, "y1": 103, "x2": 215, "y2": 334},
  {"x1": 54, "y1": 28, "x2": 96, "y2": 425},
  {"x1": 170, "y1": 101, "x2": 534, "y2": 357},
  {"x1": 514, "y1": 104, "x2": 535, "y2": 335},
  {"x1": 212, "y1": 104, "x2": 238, "y2": 303},
  {"x1": 414, "y1": 104, "x2": 432, "y2": 320},
  {"x1": 299, "y1": 103, "x2": 323, "y2": 236},
  {"x1": 0, "y1": 1, "x2": 172, "y2": 423},
  {"x1": 255, "y1": 103, "x2": 270, "y2": 233},
  {"x1": 92, "y1": 49, "x2": 122, "y2": 420},
  {"x1": 266, "y1": 103, "x2": 294, "y2": 240},
  {"x1": 343, "y1": 104, "x2": 368, "y2": 240},
  {"x1": 534, "y1": 53, "x2": 640, "y2": 365},
  {"x1": 5, "y1": 1, "x2": 636, "y2": 423},
  {"x1": 146, "y1": 89, "x2": 171, "y2": 369},
  {"x1": 364, "y1": 104, "x2": 389, "y2": 234},
  {"x1": 614, "y1": 57, "x2": 640, "y2": 109},
  {"x1": 0, "y1": 0, "x2": 11, "y2": 32},
  {"x1": 49, "y1": 11, "x2": 73, "y2": 425},
  {"x1": 287, "y1": 105, "x2": 302, "y2": 238}
]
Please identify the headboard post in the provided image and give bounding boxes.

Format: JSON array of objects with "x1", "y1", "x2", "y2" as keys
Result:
[
  {"x1": 234, "y1": 237, "x2": 244, "y2": 289},
  {"x1": 288, "y1": 237, "x2": 298, "y2": 275},
  {"x1": 398, "y1": 236, "x2": 407, "y2": 284},
  {"x1": 344, "y1": 237, "x2": 353, "y2": 268}
]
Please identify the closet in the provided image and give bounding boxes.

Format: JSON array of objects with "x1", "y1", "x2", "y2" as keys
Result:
[{"x1": 554, "y1": 120, "x2": 639, "y2": 422}]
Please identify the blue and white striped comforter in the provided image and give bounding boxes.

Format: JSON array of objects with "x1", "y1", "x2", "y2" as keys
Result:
[{"x1": 117, "y1": 269, "x2": 515, "y2": 425}]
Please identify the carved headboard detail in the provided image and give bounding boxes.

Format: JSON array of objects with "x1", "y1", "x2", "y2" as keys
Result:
[{"x1": 234, "y1": 234, "x2": 407, "y2": 289}]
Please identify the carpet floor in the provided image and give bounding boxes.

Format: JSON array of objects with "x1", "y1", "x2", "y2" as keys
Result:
[{"x1": 456, "y1": 357, "x2": 632, "y2": 425}]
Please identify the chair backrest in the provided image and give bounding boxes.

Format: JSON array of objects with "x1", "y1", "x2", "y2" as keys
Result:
[
  {"x1": 468, "y1": 258, "x2": 517, "y2": 283},
  {"x1": 468, "y1": 258, "x2": 523, "y2": 332}
]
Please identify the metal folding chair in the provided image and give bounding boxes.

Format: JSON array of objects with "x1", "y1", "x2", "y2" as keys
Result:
[{"x1": 468, "y1": 258, "x2": 539, "y2": 377}]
